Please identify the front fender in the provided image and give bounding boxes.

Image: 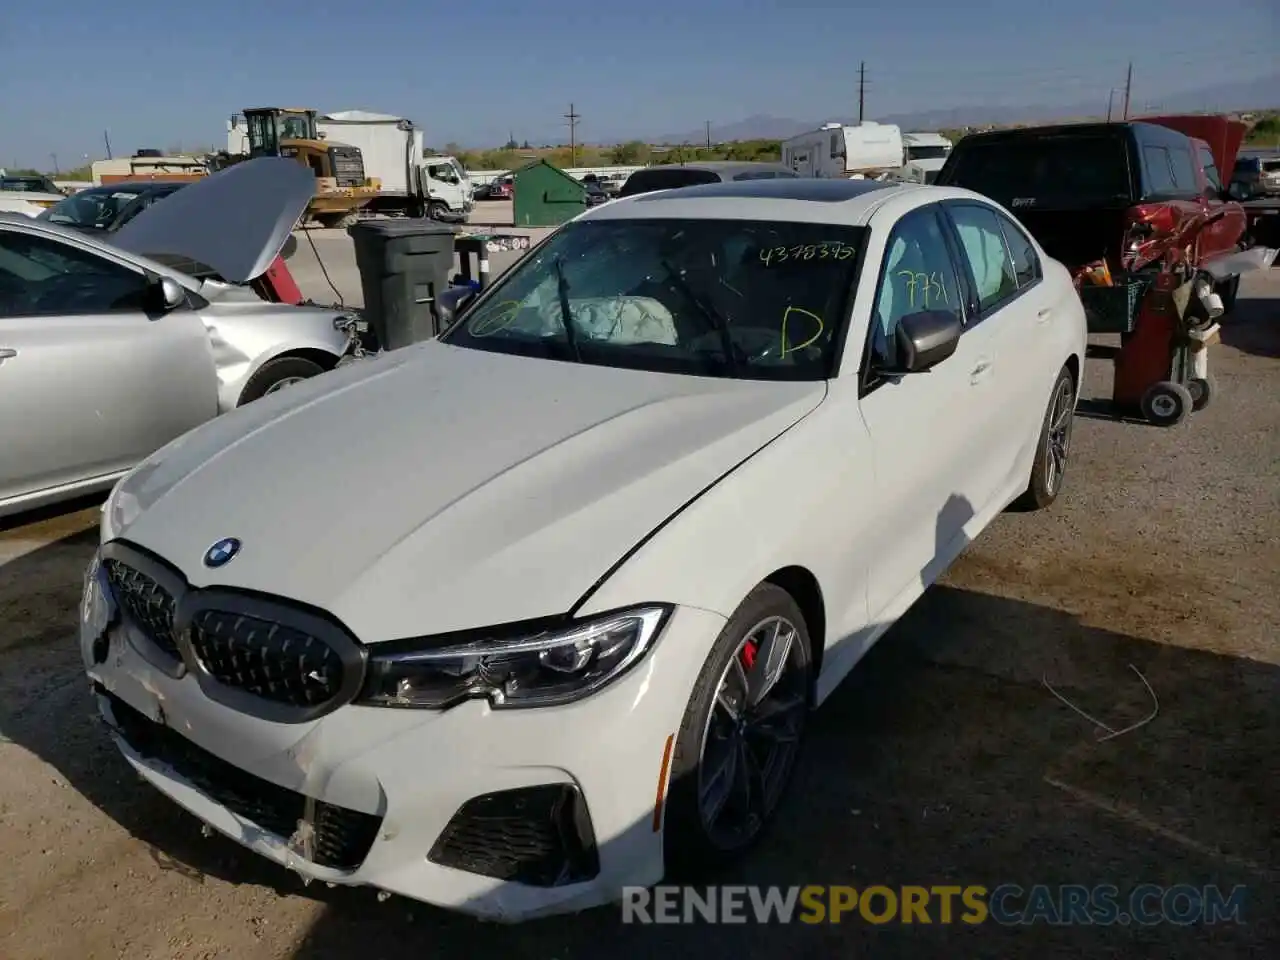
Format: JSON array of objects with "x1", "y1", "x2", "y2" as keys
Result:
[
  {"x1": 575, "y1": 390, "x2": 871, "y2": 653},
  {"x1": 215, "y1": 332, "x2": 349, "y2": 412}
]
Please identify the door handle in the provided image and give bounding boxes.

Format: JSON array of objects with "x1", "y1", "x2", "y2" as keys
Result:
[
  {"x1": 1036, "y1": 307, "x2": 1053, "y2": 323},
  {"x1": 0, "y1": 348, "x2": 17, "y2": 361},
  {"x1": 970, "y1": 359, "x2": 993, "y2": 385}
]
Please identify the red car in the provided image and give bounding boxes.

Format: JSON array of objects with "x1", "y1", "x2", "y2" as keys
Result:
[{"x1": 935, "y1": 116, "x2": 1249, "y2": 312}]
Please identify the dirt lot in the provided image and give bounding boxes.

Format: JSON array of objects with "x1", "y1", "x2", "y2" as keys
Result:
[{"x1": 1, "y1": 268, "x2": 1277, "y2": 959}]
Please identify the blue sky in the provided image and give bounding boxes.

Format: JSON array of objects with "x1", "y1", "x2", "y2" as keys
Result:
[{"x1": 1, "y1": 0, "x2": 1275, "y2": 170}]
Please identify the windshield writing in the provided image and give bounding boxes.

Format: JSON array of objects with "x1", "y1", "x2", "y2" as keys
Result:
[{"x1": 443, "y1": 218, "x2": 865, "y2": 381}]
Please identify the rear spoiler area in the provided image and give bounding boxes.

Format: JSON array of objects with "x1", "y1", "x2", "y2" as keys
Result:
[{"x1": 1138, "y1": 114, "x2": 1247, "y2": 174}]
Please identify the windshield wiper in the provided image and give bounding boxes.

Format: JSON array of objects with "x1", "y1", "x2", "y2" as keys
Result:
[
  {"x1": 662, "y1": 259, "x2": 737, "y2": 373},
  {"x1": 552, "y1": 256, "x2": 583, "y2": 361}
]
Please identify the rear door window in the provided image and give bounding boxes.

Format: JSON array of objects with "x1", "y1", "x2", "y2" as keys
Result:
[
  {"x1": 1167, "y1": 146, "x2": 1198, "y2": 193},
  {"x1": 1143, "y1": 146, "x2": 1176, "y2": 194},
  {"x1": 940, "y1": 133, "x2": 1131, "y2": 209},
  {"x1": 946, "y1": 204, "x2": 1019, "y2": 316},
  {"x1": 1198, "y1": 146, "x2": 1222, "y2": 192}
]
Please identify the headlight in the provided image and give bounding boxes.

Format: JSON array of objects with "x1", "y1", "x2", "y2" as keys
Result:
[
  {"x1": 81, "y1": 550, "x2": 117, "y2": 653},
  {"x1": 356, "y1": 605, "x2": 670, "y2": 710}
]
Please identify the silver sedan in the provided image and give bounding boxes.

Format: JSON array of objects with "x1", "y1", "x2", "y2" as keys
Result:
[{"x1": 0, "y1": 159, "x2": 362, "y2": 518}]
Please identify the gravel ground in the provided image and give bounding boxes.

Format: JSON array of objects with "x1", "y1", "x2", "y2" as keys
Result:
[{"x1": 0, "y1": 265, "x2": 1277, "y2": 960}]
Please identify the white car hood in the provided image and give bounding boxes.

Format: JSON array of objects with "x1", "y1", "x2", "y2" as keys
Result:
[
  {"x1": 110, "y1": 343, "x2": 825, "y2": 641},
  {"x1": 111, "y1": 158, "x2": 313, "y2": 284}
]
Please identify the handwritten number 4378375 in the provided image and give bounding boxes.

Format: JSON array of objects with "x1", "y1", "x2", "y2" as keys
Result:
[{"x1": 759, "y1": 242, "x2": 856, "y2": 265}]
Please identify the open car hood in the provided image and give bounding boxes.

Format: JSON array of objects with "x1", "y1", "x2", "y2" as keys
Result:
[{"x1": 111, "y1": 158, "x2": 313, "y2": 284}]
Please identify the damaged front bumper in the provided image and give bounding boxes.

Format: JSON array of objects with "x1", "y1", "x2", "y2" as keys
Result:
[{"x1": 80, "y1": 551, "x2": 715, "y2": 922}]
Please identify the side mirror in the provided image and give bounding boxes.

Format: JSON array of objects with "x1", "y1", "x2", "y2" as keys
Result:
[
  {"x1": 893, "y1": 310, "x2": 962, "y2": 372},
  {"x1": 153, "y1": 276, "x2": 186, "y2": 312},
  {"x1": 435, "y1": 284, "x2": 477, "y2": 330}
]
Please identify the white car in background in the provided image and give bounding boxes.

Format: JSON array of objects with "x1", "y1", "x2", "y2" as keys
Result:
[
  {"x1": 82, "y1": 177, "x2": 1085, "y2": 921},
  {"x1": 0, "y1": 159, "x2": 363, "y2": 518}
]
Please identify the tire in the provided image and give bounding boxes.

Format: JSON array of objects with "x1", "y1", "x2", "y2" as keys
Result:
[
  {"x1": 316, "y1": 211, "x2": 358, "y2": 230},
  {"x1": 1140, "y1": 381, "x2": 1193, "y2": 427},
  {"x1": 1188, "y1": 374, "x2": 1215, "y2": 412},
  {"x1": 662, "y1": 583, "x2": 813, "y2": 880},
  {"x1": 1012, "y1": 365, "x2": 1076, "y2": 511},
  {"x1": 427, "y1": 201, "x2": 448, "y2": 221},
  {"x1": 237, "y1": 356, "x2": 326, "y2": 406}
]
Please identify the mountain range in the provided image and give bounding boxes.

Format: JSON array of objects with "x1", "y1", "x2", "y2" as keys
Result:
[{"x1": 647, "y1": 73, "x2": 1279, "y2": 144}]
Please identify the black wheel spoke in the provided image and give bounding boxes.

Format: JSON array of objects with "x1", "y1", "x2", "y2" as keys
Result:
[
  {"x1": 747, "y1": 693, "x2": 806, "y2": 744},
  {"x1": 746, "y1": 620, "x2": 795, "y2": 709},
  {"x1": 699, "y1": 732, "x2": 738, "y2": 828},
  {"x1": 696, "y1": 613, "x2": 808, "y2": 849}
]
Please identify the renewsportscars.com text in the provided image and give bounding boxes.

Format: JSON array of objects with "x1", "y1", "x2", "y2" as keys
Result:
[{"x1": 622, "y1": 884, "x2": 1247, "y2": 925}]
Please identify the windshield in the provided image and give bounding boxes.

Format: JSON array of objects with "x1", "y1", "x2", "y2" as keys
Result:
[
  {"x1": 42, "y1": 189, "x2": 141, "y2": 228},
  {"x1": 2, "y1": 177, "x2": 59, "y2": 194},
  {"x1": 907, "y1": 145, "x2": 949, "y2": 161},
  {"x1": 943, "y1": 133, "x2": 1132, "y2": 208},
  {"x1": 442, "y1": 218, "x2": 865, "y2": 381}
]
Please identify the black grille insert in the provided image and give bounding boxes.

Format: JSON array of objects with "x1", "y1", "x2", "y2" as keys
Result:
[
  {"x1": 190, "y1": 609, "x2": 345, "y2": 708},
  {"x1": 328, "y1": 146, "x2": 365, "y2": 187},
  {"x1": 429, "y1": 784, "x2": 598, "y2": 887},
  {"x1": 103, "y1": 689, "x2": 381, "y2": 870},
  {"x1": 104, "y1": 558, "x2": 179, "y2": 659}
]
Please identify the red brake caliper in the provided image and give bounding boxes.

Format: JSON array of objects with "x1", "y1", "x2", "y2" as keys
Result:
[{"x1": 740, "y1": 639, "x2": 759, "y2": 671}]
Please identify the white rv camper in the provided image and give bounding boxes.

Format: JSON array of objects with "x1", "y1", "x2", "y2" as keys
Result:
[{"x1": 781, "y1": 122, "x2": 905, "y2": 179}]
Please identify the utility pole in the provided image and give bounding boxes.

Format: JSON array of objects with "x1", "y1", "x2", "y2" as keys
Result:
[
  {"x1": 704, "y1": 120, "x2": 712, "y2": 149},
  {"x1": 857, "y1": 61, "x2": 867, "y2": 124},
  {"x1": 1106, "y1": 89, "x2": 1115, "y2": 122},
  {"x1": 103, "y1": 130, "x2": 113, "y2": 160},
  {"x1": 564, "y1": 103, "x2": 581, "y2": 168},
  {"x1": 1121, "y1": 62, "x2": 1133, "y2": 121},
  {"x1": 50, "y1": 153, "x2": 58, "y2": 174}
]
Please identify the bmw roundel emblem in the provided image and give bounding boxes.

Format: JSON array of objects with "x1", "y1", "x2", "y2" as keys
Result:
[{"x1": 204, "y1": 537, "x2": 242, "y2": 568}]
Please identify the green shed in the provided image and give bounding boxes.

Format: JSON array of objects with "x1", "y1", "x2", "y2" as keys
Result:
[{"x1": 512, "y1": 159, "x2": 586, "y2": 227}]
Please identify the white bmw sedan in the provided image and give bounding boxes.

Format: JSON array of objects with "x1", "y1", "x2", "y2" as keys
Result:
[{"x1": 82, "y1": 178, "x2": 1086, "y2": 922}]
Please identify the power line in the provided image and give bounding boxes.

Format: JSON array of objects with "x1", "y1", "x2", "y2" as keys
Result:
[
  {"x1": 564, "y1": 103, "x2": 581, "y2": 167},
  {"x1": 857, "y1": 61, "x2": 867, "y2": 123}
]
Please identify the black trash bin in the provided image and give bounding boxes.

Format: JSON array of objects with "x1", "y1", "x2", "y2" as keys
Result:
[{"x1": 350, "y1": 220, "x2": 456, "y2": 350}]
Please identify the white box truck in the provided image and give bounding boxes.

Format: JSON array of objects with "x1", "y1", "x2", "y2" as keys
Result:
[
  {"x1": 781, "y1": 121, "x2": 905, "y2": 179},
  {"x1": 896, "y1": 132, "x2": 954, "y2": 184},
  {"x1": 316, "y1": 110, "x2": 473, "y2": 223}
]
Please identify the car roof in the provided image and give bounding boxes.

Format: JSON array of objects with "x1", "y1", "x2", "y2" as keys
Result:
[{"x1": 580, "y1": 177, "x2": 985, "y2": 226}]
